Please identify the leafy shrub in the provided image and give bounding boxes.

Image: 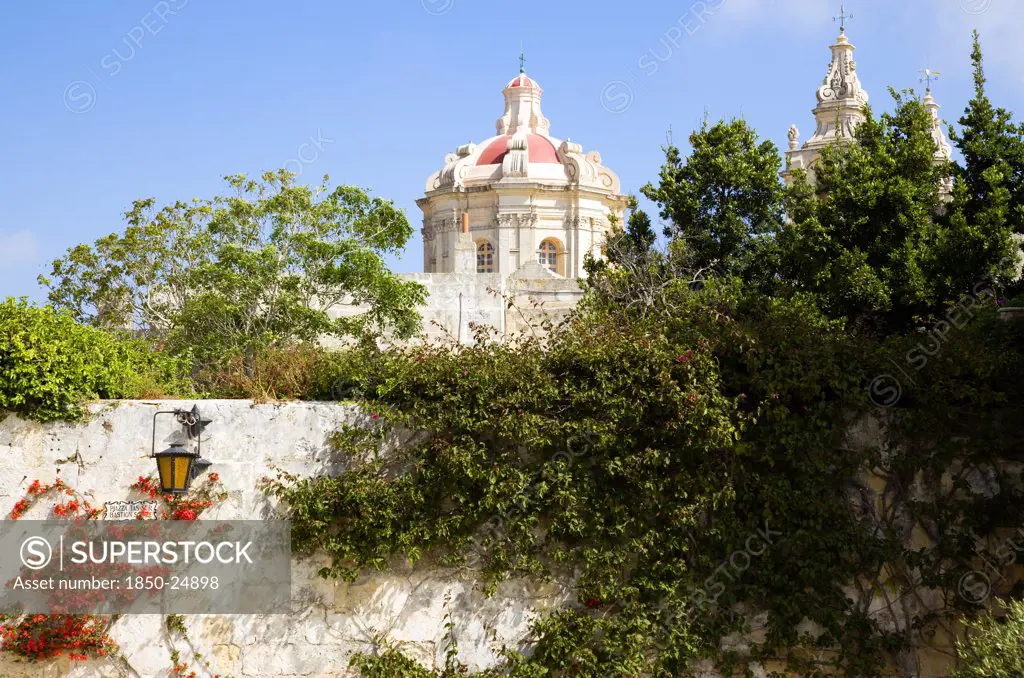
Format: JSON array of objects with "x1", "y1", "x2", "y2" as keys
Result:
[
  {"x1": 0, "y1": 298, "x2": 190, "y2": 421},
  {"x1": 194, "y1": 342, "x2": 326, "y2": 400},
  {"x1": 954, "y1": 599, "x2": 1024, "y2": 677}
]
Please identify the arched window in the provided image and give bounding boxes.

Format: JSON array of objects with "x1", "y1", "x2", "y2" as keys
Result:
[
  {"x1": 476, "y1": 241, "x2": 494, "y2": 273},
  {"x1": 538, "y1": 239, "x2": 562, "y2": 275}
]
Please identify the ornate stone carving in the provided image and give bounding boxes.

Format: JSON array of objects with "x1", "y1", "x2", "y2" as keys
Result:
[
  {"x1": 815, "y1": 33, "x2": 868, "y2": 106},
  {"x1": 433, "y1": 217, "x2": 457, "y2": 234},
  {"x1": 923, "y1": 90, "x2": 954, "y2": 199},
  {"x1": 439, "y1": 152, "x2": 459, "y2": 187},
  {"x1": 502, "y1": 132, "x2": 529, "y2": 178},
  {"x1": 784, "y1": 30, "x2": 871, "y2": 186},
  {"x1": 558, "y1": 140, "x2": 596, "y2": 186}
]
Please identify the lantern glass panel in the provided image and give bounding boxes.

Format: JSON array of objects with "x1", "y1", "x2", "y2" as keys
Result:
[{"x1": 156, "y1": 450, "x2": 195, "y2": 494}]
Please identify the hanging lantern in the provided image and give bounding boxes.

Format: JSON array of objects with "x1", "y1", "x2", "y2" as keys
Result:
[
  {"x1": 153, "y1": 442, "x2": 197, "y2": 494},
  {"x1": 151, "y1": 407, "x2": 213, "y2": 495}
]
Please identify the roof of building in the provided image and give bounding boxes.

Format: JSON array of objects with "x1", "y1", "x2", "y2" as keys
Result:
[{"x1": 476, "y1": 134, "x2": 560, "y2": 166}]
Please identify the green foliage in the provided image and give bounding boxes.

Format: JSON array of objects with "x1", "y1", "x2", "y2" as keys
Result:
[
  {"x1": 952, "y1": 31, "x2": 1024, "y2": 240},
  {"x1": 266, "y1": 279, "x2": 930, "y2": 676},
  {"x1": 954, "y1": 599, "x2": 1024, "y2": 677},
  {"x1": 624, "y1": 195, "x2": 656, "y2": 256},
  {"x1": 279, "y1": 275, "x2": 1024, "y2": 677},
  {"x1": 0, "y1": 298, "x2": 190, "y2": 421},
  {"x1": 164, "y1": 614, "x2": 187, "y2": 636},
  {"x1": 780, "y1": 39, "x2": 1022, "y2": 333},
  {"x1": 780, "y1": 92, "x2": 946, "y2": 332},
  {"x1": 351, "y1": 647, "x2": 439, "y2": 678},
  {"x1": 40, "y1": 171, "x2": 426, "y2": 369},
  {"x1": 938, "y1": 31, "x2": 1024, "y2": 305},
  {"x1": 641, "y1": 118, "x2": 784, "y2": 279}
]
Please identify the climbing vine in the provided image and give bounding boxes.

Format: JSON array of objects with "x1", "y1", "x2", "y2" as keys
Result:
[{"x1": 266, "y1": 279, "x2": 1024, "y2": 677}]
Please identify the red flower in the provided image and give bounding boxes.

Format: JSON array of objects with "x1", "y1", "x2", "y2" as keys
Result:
[{"x1": 677, "y1": 350, "x2": 694, "y2": 364}]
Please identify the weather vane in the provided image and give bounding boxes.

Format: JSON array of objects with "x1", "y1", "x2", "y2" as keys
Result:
[
  {"x1": 920, "y1": 68, "x2": 941, "y2": 91},
  {"x1": 833, "y1": 3, "x2": 852, "y2": 31}
]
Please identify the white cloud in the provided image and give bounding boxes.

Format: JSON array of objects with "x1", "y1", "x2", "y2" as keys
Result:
[{"x1": 0, "y1": 230, "x2": 41, "y2": 268}]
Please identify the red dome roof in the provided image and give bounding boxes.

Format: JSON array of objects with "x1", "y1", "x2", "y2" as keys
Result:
[
  {"x1": 506, "y1": 73, "x2": 539, "y2": 89},
  {"x1": 476, "y1": 135, "x2": 560, "y2": 166}
]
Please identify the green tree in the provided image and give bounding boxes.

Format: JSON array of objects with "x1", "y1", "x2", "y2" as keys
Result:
[
  {"x1": 40, "y1": 171, "x2": 425, "y2": 367},
  {"x1": 641, "y1": 118, "x2": 785, "y2": 279},
  {"x1": 779, "y1": 92, "x2": 944, "y2": 332},
  {"x1": 936, "y1": 31, "x2": 1024, "y2": 301},
  {"x1": 624, "y1": 195, "x2": 656, "y2": 255},
  {"x1": 954, "y1": 599, "x2": 1024, "y2": 678}
]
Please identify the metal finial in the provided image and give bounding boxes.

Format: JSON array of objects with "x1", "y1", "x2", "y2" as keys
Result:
[
  {"x1": 920, "y1": 68, "x2": 941, "y2": 92},
  {"x1": 833, "y1": 2, "x2": 852, "y2": 31},
  {"x1": 519, "y1": 44, "x2": 526, "y2": 73}
]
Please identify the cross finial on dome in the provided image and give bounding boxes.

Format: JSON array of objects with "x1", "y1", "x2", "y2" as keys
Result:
[
  {"x1": 833, "y1": 2, "x2": 852, "y2": 32},
  {"x1": 920, "y1": 68, "x2": 941, "y2": 92},
  {"x1": 519, "y1": 46, "x2": 526, "y2": 74}
]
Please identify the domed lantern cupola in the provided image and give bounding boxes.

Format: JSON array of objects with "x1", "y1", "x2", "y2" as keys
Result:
[{"x1": 497, "y1": 53, "x2": 550, "y2": 137}]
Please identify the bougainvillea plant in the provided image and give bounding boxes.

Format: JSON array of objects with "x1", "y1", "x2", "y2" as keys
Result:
[
  {"x1": 0, "y1": 473, "x2": 226, "y2": 669},
  {"x1": 1, "y1": 478, "x2": 115, "y2": 661}
]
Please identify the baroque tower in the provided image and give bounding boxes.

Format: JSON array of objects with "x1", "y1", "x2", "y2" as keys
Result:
[
  {"x1": 783, "y1": 25, "x2": 870, "y2": 184},
  {"x1": 783, "y1": 23, "x2": 954, "y2": 201}
]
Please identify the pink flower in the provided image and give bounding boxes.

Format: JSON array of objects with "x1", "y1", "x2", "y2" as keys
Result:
[
  {"x1": 677, "y1": 351, "x2": 693, "y2": 364},
  {"x1": 371, "y1": 413, "x2": 380, "y2": 421}
]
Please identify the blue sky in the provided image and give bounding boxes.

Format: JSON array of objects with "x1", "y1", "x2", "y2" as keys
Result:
[{"x1": 1, "y1": 0, "x2": 1022, "y2": 301}]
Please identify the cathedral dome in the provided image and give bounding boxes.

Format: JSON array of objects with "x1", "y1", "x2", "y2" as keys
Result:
[
  {"x1": 418, "y1": 67, "x2": 628, "y2": 282},
  {"x1": 476, "y1": 134, "x2": 559, "y2": 166},
  {"x1": 423, "y1": 69, "x2": 622, "y2": 192}
]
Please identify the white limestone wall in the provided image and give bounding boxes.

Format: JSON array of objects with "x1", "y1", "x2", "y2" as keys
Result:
[
  {"x1": 0, "y1": 401, "x2": 573, "y2": 678},
  {"x1": 327, "y1": 271, "x2": 585, "y2": 347},
  {"x1": 0, "y1": 404, "x2": 964, "y2": 677}
]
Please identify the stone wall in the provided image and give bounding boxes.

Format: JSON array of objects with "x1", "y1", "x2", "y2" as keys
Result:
[
  {"x1": 0, "y1": 401, "x2": 572, "y2": 678},
  {"x1": 0, "y1": 403, "x2": 982, "y2": 677},
  {"x1": 327, "y1": 267, "x2": 585, "y2": 347}
]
